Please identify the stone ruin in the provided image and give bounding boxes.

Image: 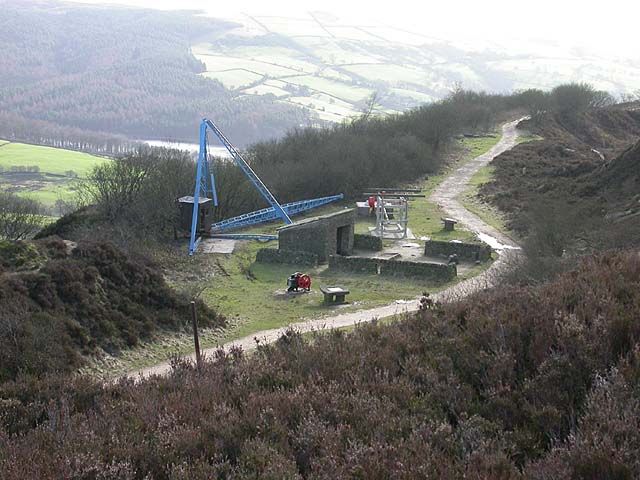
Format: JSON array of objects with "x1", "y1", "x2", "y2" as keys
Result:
[{"x1": 256, "y1": 209, "x2": 355, "y2": 266}]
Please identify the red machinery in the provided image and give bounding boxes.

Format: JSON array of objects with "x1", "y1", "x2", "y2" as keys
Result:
[{"x1": 287, "y1": 272, "x2": 311, "y2": 292}]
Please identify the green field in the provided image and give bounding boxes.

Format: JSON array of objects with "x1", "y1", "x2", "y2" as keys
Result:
[
  {"x1": 342, "y1": 63, "x2": 430, "y2": 85},
  {"x1": 201, "y1": 70, "x2": 263, "y2": 89},
  {"x1": 284, "y1": 75, "x2": 374, "y2": 103},
  {"x1": 190, "y1": 27, "x2": 443, "y2": 123},
  {"x1": 0, "y1": 141, "x2": 104, "y2": 175},
  {"x1": 0, "y1": 141, "x2": 106, "y2": 208}
]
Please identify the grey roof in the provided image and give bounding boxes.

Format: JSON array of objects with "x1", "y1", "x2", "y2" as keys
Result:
[
  {"x1": 177, "y1": 196, "x2": 212, "y2": 205},
  {"x1": 277, "y1": 208, "x2": 355, "y2": 231}
]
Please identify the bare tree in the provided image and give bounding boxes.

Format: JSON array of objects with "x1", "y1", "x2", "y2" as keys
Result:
[
  {"x1": 79, "y1": 147, "x2": 155, "y2": 219},
  {"x1": 0, "y1": 192, "x2": 44, "y2": 240},
  {"x1": 350, "y1": 92, "x2": 379, "y2": 129}
]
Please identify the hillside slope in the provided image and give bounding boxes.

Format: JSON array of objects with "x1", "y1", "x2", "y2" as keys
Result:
[
  {"x1": 480, "y1": 105, "x2": 640, "y2": 249},
  {"x1": 191, "y1": 12, "x2": 640, "y2": 123},
  {"x1": 0, "y1": 0, "x2": 312, "y2": 146},
  {"x1": 0, "y1": 238, "x2": 224, "y2": 382},
  {"x1": 1, "y1": 251, "x2": 639, "y2": 478}
]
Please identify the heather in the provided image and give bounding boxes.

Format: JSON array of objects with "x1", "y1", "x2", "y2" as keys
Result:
[
  {"x1": 0, "y1": 237, "x2": 224, "y2": 382},
  {"x1": 1, "y1": 251, "x2": 638, "y2": 478}
]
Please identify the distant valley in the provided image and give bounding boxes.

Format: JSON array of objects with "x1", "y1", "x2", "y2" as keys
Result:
[{"x1": 190, "y1": 12, "x2": 640, "y2": 124}]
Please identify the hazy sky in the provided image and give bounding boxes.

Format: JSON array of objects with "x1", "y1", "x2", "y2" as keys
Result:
[{"x1": 68, "y1": 0, "x2": 639, "y2": 59}]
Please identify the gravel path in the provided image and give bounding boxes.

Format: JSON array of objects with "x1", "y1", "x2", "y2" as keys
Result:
[{"x1": 123, "y1": 120, "x2": 524, "y2": 380}]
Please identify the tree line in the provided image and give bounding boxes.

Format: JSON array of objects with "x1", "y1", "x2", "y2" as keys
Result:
[{"x1": 45, "y1": 82, "x2": 621, "y2": 242}]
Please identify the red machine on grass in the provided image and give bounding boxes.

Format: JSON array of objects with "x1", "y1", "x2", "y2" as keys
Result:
[{"x1": 287, "y1": 272, "x2": 311, "y2": 292}]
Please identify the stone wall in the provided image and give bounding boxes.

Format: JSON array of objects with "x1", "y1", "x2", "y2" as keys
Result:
[
  {"x1": 329, "y1": 255, "x2": 456, "y2": 282},
  {"x1": 424, "y1": 240, "x2": 492, "y2": 262},
  {"x1": 278, "y1": 209, "x2": 355, "y2": 264},
  {"x1": 328, "y1": 255, "x2": 379, "y2": 274},
  {"x1": 353, "y1": 233, "x2": 383, "y2": 251},
  {"x1": 256, "y1": 248, "x2": 319, "y2": 266}
]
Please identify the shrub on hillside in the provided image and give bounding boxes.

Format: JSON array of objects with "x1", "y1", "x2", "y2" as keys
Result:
[
  {"x1": 0, "y1": 192, "x2": 44, "y2": 241},
  {"x1": 0, "y1": 238, "x2": 224, "y2": 382},
  {"x1": 0, "y1": 251, "x2": 638, "y2": 478}
]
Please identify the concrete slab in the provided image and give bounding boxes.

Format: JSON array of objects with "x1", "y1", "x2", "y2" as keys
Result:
[
  {"x1": 368, "y1": 226, "x2": 416, "y2": 240},
  {"x1": 200, "y1": 238, "x2": 236, "y2": 254}
]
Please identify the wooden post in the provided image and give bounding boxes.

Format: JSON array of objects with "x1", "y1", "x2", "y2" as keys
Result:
[{"x1": 190, "y1": 301, "x2": 202, "y2": 370}]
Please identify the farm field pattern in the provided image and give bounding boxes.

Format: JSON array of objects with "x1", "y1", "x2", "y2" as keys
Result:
[{"x1": 192, "y1": 14, "x2": 640, "y2": 123}]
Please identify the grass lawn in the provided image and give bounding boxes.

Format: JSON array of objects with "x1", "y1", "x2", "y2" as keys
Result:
[
  {"x1": 203, "y1": 240, "x2": 462, "y2": 342},
  {"x1": 458, "y1": 165, "x2": 509, "y2": 234},
  {"x1": 516, "y1": 133, "x2": 544, "y2": 144}
]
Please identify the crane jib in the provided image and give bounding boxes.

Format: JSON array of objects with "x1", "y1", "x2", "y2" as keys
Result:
[{"x1": 188, "y1": 119, "x2": 342, "y2": 255}]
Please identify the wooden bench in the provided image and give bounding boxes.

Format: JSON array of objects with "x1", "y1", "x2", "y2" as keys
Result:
[{"x1": 320, "y1": 286, "x2": 350, "y2": 304}]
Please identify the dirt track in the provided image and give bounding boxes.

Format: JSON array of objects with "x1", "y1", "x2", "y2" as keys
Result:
[{"x1": 124, "y1": 120, "x2": 523, "y2": 380}]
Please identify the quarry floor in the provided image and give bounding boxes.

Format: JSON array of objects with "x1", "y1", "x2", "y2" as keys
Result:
[{"x1": 123, "y1": 119, "x2": 524, "y2": 380}]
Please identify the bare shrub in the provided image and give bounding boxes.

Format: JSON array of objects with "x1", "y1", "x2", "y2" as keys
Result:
[
  {"x1": 79, "y1": 146, "x2": 195, "y2": 234},
  {"x1": 0, "y1": 192, "x2": 44, "y2": 240}
]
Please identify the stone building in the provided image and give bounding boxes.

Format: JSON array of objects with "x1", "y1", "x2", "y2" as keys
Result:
[
  {"x1": 275, "y1": 209, "x2": 356, "y2": 264},
  {"x1": 256, "y1": 209, "x2": 355, "y2": 265},
  {"x1": 176, "y1": 196, "x2": 213, "y2": 233}
]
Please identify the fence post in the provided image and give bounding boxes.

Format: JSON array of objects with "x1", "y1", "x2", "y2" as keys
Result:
[{"x1": 190, "y1": 301, "x2": 202, "y2": 370}]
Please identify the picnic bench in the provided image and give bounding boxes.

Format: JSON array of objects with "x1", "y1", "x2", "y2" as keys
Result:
[
  {"x1": 441, "y1": 217, "x2": 458, "y2": 231},
  {"x1": 320, "y1": 286, "x2": 350, "y2": 304}
]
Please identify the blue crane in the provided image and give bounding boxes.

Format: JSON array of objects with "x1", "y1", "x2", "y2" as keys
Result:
[{"x1": 188, "y1": 119, "x2": 343, "y2": 254}]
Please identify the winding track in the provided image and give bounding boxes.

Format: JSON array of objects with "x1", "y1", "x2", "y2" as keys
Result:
[{"x1": 125, "y1": 119, "x2": 523, "y2": 380}]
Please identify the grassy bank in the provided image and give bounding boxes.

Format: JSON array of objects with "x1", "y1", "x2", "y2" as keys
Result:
[{"x1": 458, "y1": 164, "x2": 509, "y2": 234}]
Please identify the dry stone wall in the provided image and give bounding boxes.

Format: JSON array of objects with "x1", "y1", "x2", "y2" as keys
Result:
[
  {"x1": 353, "y1": 233, "x2": 383, "y2": 251},
  {"x1": 424, "y1": 240, "x2": 492, "y2": 262},
  {"x1": 329, "y1": 255, "x2": 457, "y2": 282}
]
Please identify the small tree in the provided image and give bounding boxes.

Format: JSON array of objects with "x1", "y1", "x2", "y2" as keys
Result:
[
  {"x1": 0, "y1": 192, "x2": 44, "y2": 240},
  {"x1": 551, "y1": 83, "x2": 613, "y2": 117},
  {"x1": 517, "y1": 88, "x2": 551, "y2": 120},
  {"x1": 79, "y1": 147, "x2": 155, "y2": 219}
]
